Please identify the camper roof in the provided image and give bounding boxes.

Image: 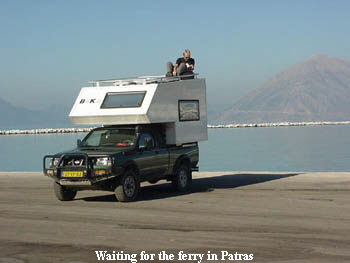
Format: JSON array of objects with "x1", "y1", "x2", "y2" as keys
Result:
[{"x1": 89, "y1": 74, "x2": 198, "y2": 87}]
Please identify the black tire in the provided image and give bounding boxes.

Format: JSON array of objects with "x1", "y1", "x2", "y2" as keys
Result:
[
  {"x1": 53, "y1": 182, "x2": 77, "y2": 201},
  {"x1": 172, "y1": 163, "x2": 192, "y2": 192},
  {"x1": 115, "y1": 170, "x2": 140, "y2": 202}
]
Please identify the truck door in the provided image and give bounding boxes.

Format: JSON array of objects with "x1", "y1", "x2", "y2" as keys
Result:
[{"x1": 136, "y1": 133, "x2": 168, "y2": 180}]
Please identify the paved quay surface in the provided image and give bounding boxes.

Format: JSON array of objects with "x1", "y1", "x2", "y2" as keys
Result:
[{"x1": 0, "y1": 171, "x2": 349, "y2": 263}]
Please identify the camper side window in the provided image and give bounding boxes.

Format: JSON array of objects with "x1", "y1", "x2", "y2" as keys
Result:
[
  {"x1": 138, "y1": 133, "x2": 155, "y2": 151},
  {"x1": 101, "y1": 92, "x2": 146, "y2": 108},
  {"x1": 178, "y1": 100, "x2": 200, "y2": 121}
]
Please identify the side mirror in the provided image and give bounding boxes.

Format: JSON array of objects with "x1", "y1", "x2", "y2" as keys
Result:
[
  {"x1": 139, "y1": 145, "x2": 146, "y2": 151},
  {"x1": 77, "y1": 139, "x2": 82, "y2": 147},
  {"x1": 145, "y1": 137, "x2": 153, "y2": 151},
  {"x1": 138, "y1": 137, "x2": 153, "y2": 151}
]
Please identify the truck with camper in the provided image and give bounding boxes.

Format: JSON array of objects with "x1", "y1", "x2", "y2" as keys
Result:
[{"x1": 43, "y1": 75, "x2": 207, "y2": 202}]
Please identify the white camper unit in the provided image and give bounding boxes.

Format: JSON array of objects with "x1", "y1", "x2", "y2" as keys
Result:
[{"x1": 69, "y1": 75, "x2": 208, "y2": 145}]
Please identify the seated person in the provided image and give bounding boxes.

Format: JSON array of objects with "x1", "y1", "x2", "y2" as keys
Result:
[{"x1": 166, "y1": 49, "x2": 195, "y2": 77}]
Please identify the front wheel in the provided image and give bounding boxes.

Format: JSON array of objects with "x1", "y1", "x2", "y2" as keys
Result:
[
  {"x1": 172, "y1": 163, "x2": 192, "y2": 192},
  {"x1": 115, "y1": 170, "x2": 140, "y2": 202},
  {"x1": 53, "y1": 182, "x2": 77, "y2": 201}
]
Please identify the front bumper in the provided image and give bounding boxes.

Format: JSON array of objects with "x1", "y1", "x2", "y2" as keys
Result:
[{"x1": 43, "y1": 154, "x2": 122, "y2": 186}]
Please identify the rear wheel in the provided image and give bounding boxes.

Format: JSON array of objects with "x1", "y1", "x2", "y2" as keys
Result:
[
  {"x1": 53, "y1": 182, "x2": 77, "y2": 201},
  {"x1": 115, "y1": 170, "x2": 140, "y2": 202},
  {"x1": 172, "y1": 163, "x2": 192, "y2": 192}
]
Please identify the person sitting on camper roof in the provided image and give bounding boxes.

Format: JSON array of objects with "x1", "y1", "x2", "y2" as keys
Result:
[{"x1": 166, "y1": 49, "x2": 195, "y2": 77}]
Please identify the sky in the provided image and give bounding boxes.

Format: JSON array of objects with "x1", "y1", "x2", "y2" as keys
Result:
[{"x1": 1, "y1": 0, "x2": 350, "y2": 109}]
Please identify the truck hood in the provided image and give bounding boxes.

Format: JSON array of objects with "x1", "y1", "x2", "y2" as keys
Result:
[{"x1": 54, "y1": 147, "x2": 131, "y2": 156}]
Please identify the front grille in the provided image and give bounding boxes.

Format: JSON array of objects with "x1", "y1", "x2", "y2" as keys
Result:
[
  {"x1": 61, "y1": 156, "x2": 85, "y2": 167},
  {"x1": 58, "y1": 154, "x2": 89, "y2": 168}
]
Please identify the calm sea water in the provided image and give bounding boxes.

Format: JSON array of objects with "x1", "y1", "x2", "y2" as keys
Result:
[{"x1": 1, "y1": 125, "x2": 349, "y2": 172}]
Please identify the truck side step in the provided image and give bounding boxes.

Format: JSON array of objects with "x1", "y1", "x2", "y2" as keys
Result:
[{"x1": 191, "y1": 167, "x2": 199, "y2": 172}]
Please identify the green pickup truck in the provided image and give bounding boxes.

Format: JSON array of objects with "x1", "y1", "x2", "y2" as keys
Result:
[{"x1": 43, "y1": 124, "x2": 199, "y2": 202}]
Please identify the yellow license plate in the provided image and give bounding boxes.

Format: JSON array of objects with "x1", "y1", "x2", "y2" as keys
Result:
[{"x1": 63, "y1": 171, "x2": 84, "y2": 177}]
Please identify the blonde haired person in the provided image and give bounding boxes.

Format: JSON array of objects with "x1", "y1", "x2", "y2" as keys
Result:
[{"x1": 166, "y1": 49, "x2": 195, "y2": 77}]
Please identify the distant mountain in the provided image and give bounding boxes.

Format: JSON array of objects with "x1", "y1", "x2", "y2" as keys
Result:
[
  {"x1": 217, "y1": 55, "x2": 350, "y2": 123},
  {"x1": 207, "y1": 103, "x2": 231, "y2": 123},
  {"x1": 0, "y1": 98, "x2": 72, "y2": 129}
]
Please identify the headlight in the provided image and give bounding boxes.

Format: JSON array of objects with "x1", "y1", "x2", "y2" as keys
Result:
[
  {"x1": 95, "y1": 157, "x2": 112, "y2": 167},
  {"x1": 50, "y1": 158, "x2": 59, "y2": 168}
]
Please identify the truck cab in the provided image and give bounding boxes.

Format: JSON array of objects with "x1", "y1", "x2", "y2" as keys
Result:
[{"x1": 44, "y1": 75, "x2": 207, "y2": 202}]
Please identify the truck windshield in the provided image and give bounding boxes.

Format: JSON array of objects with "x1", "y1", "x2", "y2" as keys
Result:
[{"x1": 80, "y1": 128, "x2": 136, "y2": 147}]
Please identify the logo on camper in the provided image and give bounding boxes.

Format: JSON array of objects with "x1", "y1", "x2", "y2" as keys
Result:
[{"x1": 79, "y1": 98, "x2": 100, "y2": 104}]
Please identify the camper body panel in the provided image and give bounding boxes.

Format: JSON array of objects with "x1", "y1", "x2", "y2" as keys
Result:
[
  {"x1": 69, "y1": 84, "x2": 157, "y2": 125},
  {"x1": 147, "y1": 79, "x2": 208, "y2": 144},
  {"x1": 69, "y1": 78, "x2": 207, "y2": 145}
]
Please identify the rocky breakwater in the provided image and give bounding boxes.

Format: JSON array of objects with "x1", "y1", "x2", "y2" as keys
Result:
[
  {"x1": 1, "y1": 121, "x2": 350, "y2": 135},
  {"x1": 208, "y1": 121, "x2": 350, "y2": 128},
  {"x1": 0, "y1": 128, "x2": 93, "y2": 136}
]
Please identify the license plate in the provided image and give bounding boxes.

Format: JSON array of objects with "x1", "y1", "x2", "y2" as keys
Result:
[{"x1": 63, "y1": 171, "x2": 84, "y2": 177}]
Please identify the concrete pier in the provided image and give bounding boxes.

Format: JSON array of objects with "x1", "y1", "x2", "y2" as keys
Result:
[{"x1": 0, "y1": 171, "x2": 349, "y2": 262}]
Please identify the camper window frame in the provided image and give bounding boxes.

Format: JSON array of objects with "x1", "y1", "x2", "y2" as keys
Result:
[
  {"x1": 100, "y1": 91, "x2": 146, "y2": 109},
  {"x1": 178, "y1": 100, "x2": 200, "y2": 122}
]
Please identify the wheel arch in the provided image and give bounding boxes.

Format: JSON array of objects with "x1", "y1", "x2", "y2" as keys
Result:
[
  {"x1": 173, "y1": 155, "x2": 191, "y2": 174},
  {"x1": 122, "y1": 160, "x2": 140, "y2": 175}
]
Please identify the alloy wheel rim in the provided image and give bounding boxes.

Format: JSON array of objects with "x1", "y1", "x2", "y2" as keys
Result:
[
  {"x1": 179, "y1": 169, "x2": 187, "y2": 188},
  {"x1": 124, "y1": 176, "x2": 136, "y2": 197}
]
